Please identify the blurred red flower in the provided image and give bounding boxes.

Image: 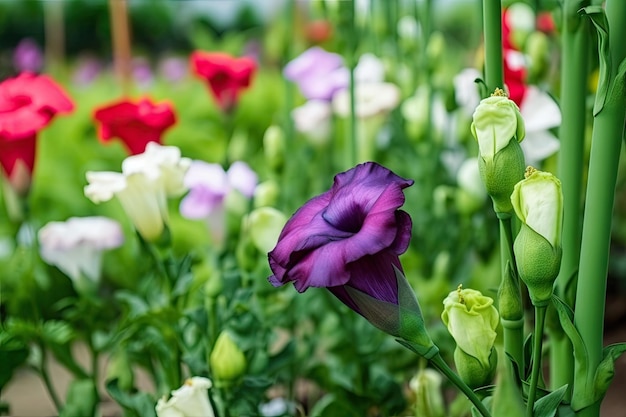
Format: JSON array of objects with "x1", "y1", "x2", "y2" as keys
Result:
[
  {"x1": 0, "y1": 72, "x2": 74, "y2": 194},
  {"x1": 502, "y1": 9, "x2": 527, "y2": 106},
  {"x1": 190, "y1": 51, "x2": 256, "y2": 112},
  {"x1": 93, "y1": 97, "x2": 177, "y2": 155}
]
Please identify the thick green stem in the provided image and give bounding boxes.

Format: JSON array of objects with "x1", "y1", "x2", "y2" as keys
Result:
[
  {"x1": 552, "y1": 0, "x2": 590, "y2": 396},
  {"x1": 482, "y1": 0, "x2": 504, "y2": 91},
  {"x1": 574, "y1": 1, "x2": 626, "y2": 416},
  {"x1": 526, "y1": 306, "x2": 547, "y2": 417},
  {"x1": 430, "y1": 353, "x2": 492, "y2": 417}
]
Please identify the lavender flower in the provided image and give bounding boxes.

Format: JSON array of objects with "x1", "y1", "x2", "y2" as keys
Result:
[
  {"x1": 283, "y1": 47, "x2": 349, "y2": 101},
  {"x1": 13, "y1": 38, "x2": 43, "y2": 73}
]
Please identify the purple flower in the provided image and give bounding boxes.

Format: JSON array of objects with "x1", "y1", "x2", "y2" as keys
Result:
[
  {"x1": 283, "y1": 47, "x2": 349, "y2": 101},
  {"x1": 268, "y1": 162, "x2": 413, "y2": 313},
  {"x1": 13, "y1": 38, "x2": 43, "y2": 73},
  {"x1": 158, "y1": 56, "x2": 188, "y2": 83}
]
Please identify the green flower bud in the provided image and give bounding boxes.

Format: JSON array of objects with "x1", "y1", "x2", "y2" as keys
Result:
[
  {"x1": 498, "y1": 262, "x2": 524, "y2": 322},
  {"x1": 525, "y1": 32, "x2": 550, "y2": 81},
  {"x1": 246, "y1": 207, "x2": 287, "y2": 254},
  {"x1": 455, "y1": 157, "x2": 487, "y2": 215},
  {"x1": 263, "y1": 125, "x2": 285, "y2": 172},
  {"x1": 471, "y1": 90, "x2": 526, "y2": 215},
  {"x1": 442, "y1": 286, "x2": 499, "y2": 368},
  {"x1": 106, "y1": 351, "x2": 134, "y2": 391},
  {"x1": 454, "y1": 346, "x2": 497, "y2": 389},
  {"x1": 193, "y1": 262, "x2": 223, "y2": 299},
  {"x1": 253, "y1": 180, "x2": 280, "y2": 208},
  {"x1": 511, "y1": 167, "x2": 563, "y2": 306},
  {"x1": 409, "y1": 368, "x2": 446, "y2": 417},
  {"x1": 210, "y1": 331, "x2": 247, "y2": 386}
]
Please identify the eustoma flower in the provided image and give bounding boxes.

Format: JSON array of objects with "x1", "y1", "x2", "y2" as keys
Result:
[
  {"x1": 180, "y1": 160, "x2": 258, "y2": 246},
  {"x1": 93, "y1": 97, "x2": 177, "y2": 155},
  {"x1": 155, "y1": 377, "x2": 215, "y2": 417},
  {"x1": 0, "y1": 72, "x2": 74, "y2": 195},
  {"x1": 38, "y1": 216, "x2": 123, "y2": 286},
  {"x1": 190, "y1": 51, "x2": 256, "y2": 112},
  {"x1": 283, "y1": 46, "x2": 349, "y2": 101},
  {"x1": 268, "y1": 162, "x2": 434, "y2": 353},
  {"x1": 85, "y1": 143, "x2": 191, "y2": 242}
]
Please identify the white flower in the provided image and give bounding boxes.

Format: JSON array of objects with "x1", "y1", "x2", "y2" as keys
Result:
[
  {"x1": 453, "y1": 68, "x2": 483, "y2": 117},
  {"x1": 38, "y1": 216, "x2": 123, "y2": 282},
  {"x1": 291, "y1": 100, "x2": 332, "y2": 144},
  {"x1": 457, "y1": 157, "x2": 487, "y2": 202},
  {"x1": 332, "y1": 82, "x2": 401, "y2": 118},
  {"x1": 85, "y1": 143, "x2": 190, "y2": 242},
  {"x1": 156, "y1": 377, "x2": 215, "y2": 417},
  {"x1": 518, "y1": 86, "x2": 561, "y2": 166},
  {"x1": 354, "y1": 53, "x2": 385, "y2": 84}
]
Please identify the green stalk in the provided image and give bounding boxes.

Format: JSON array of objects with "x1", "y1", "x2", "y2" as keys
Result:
[
  {"x1": 552, "y1": 0, "x2": 590, "y2": 396},
  {"x1": 482, "y1": 0, "x2": 504, "y2": 91},
  {"x1": 526, "y1": 306, "x2": 547, "y2": 417},
  {"x1": 573, "y1": 1, "x2": 626, "y2": 416},
  {"x1": 39, "y1": 345, "x2": 63, "y2": 412},
  {"x1": 430, "y1": 353, "x2": 492, "y2": 417}
]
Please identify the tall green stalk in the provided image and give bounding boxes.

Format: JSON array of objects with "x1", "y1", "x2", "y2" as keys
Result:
[
  {"x1": 482, "y1": 0, "x2": 503, "y2": 91},
  {"x1": 573, "y1": 1, "x2": 626, "y2": 416},
  {"x1": 551, "y1": 0, "x2": 590, "y2": 396},
  {"x1": 526, "y1": 306, "x2": 547, "y2": 417}
]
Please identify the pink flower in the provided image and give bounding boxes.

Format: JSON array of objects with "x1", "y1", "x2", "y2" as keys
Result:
[{"x1": 93, "y1": 97, "x2": 177, "y2": 155}]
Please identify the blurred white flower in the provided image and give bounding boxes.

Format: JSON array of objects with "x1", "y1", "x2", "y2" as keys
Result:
[
  {"x1": 85, "y1": 143, "x2": 191, "y2": 242},
  {"x1": 457, "y1": 157, "x2": 487, "y2": 202},
  {"x1": 333, "y1": 82, "x2": 401, "y2": 118},
  {"x1": 354, "y1": 53, "x2": 385, "y2": 84},
  {"x1": 291, "y1": 100, "x2": 332, "y2": 145},
  {"x1": 156, "y1": 377, "x2": 214, "y2": 417},
  {"x1": 453, "y1": 68, "x2": 482, "y2": 117},
  {"x1": 259, "y1": 397, "x2": 296, "y2": 417},
  {"x1": 38, "y1": 216, "x2": 123, "y2": 282}
]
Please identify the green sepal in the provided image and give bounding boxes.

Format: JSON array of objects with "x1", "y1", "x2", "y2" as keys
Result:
[
  {"x1": 491, "y1": 349, "x2": 525, "y2": 417},
  {"x1": 533, "y1": 384, "x2": 568, "y2": 417},
  {"x1": 579, "y1": 6, "x2": 609, "y2": 115},
  {"x1": 550, "y1": 295, "x2": 592, "y2": 411},
  {"x1": 345, "y1": 266, "x2": 435, "y2": 355}
]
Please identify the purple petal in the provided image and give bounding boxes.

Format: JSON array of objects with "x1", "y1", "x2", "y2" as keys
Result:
[
  {"x1": 180, "y1": 188, "x2": 223, "y2": 219},
  {"x1": 227, "y1": 161, "x2": 258, "y2": 197},
  {"x1": 184, "y1": 160, "x2": 228, "y2": 191},
  {"x1": 283, "y1": 47, "x2": 344, "y2": 83}
]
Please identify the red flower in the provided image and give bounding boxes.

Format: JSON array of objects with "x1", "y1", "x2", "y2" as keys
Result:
[
  {"x1": 190, "y1": 51, "x2": 256, "y2": 112},
  {"x1": 93, "y1": 97, "x2": 177, "y2": 155},
  {"x1": 0, "y1": 72, "x2": 74, "y2": 194}
]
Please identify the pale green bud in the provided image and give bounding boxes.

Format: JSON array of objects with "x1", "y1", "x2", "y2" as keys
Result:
[
  {"x1": 106, "y1": 351, "x2": 134, "y2": 391},
  {"x1": 511, "y1": 168, "x2": 563, "y2": 306},
  {"x1": 253, "y1": 180, "x2": 280, "y2": 209},
  {"x1": 498, "y1": 262, "x2": 524, "y2": 322},
  {"x1": 193, "y1": 262, "x2": 223, "y2": 298},
  {"x1": 409, "y1": 368, "x2": 445, "y2": 417},
  {"x1": 210, "y1": 331, "x2": 247, "y2": 386},
  {"x1": 246, "y1": 207, "x2": 287, "y2": 254},
  {"x1": 263, "y1": 125, "x2": 285, "y2": 172},
  {"x1": 456, "y1": 157, "x2": 487, "y2": 214},
  {"x1": 441, "y1": 286, "x2": 499, "y2": 367},
  {"x1": 454, "y1": 346, "x2": 497, "y2": 389},
  {"x1": 471, "y1": 90, "x2": 526, "y2": 215},
  {"x1": 526, "y1": 32, "x2": 550, "y2": 80}
]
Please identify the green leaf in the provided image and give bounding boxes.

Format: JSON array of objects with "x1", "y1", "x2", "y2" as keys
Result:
[
  {"x1": 534, "y1": 384, "x2": 568, "y2": 417},
  {"x1": 105, "y1": 378, "x2": 157, "y2": 417},
  {"x1": 551, "y1": 295, "x2": 592, "y2": 411},
  {"x1": 59, "y1": 379, "x2": 98, "y2": 417},
  {"x1": 309, "y1": 394, "x2": 363, "y2": 417},
  {"x1": 579, "y1": 6, "x2": 610, "y2": 115},
  {"x1": 0, "y1": 333, "x2": 29, "y2": 391}
]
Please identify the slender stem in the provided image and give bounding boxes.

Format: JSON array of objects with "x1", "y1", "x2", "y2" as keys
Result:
[
  {"x1": 430, "y1": 353, "x2": 492, "y2": 417},
  {"x1": 526, "y1": 306, "x2": 547, "y2": 417},
  {"x1": 39, "y1": 346, "x2": 63, "y2": 412},
  {"x1": 499, "y1": 217, "x2": 524, "y2": 367},
  {"x1": 482, "y1": 0, "x2": 504, "y2": 91},
  {"x1": 574, "y1": 1, "x2": 626, "y2": 416},
  {"x1": 552, "y1": 0, "x2": 590, "y2": 396}
]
